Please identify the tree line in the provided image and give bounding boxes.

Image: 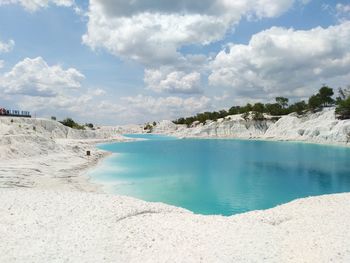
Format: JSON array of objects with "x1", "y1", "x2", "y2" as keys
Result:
[{"x1": 174, "y1": 86, "x2": 350, "y2": 127}]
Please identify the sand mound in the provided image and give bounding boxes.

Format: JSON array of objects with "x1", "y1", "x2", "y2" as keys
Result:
[{"x1": 0, "y1": 189, "x2": 349, "y2": 262}]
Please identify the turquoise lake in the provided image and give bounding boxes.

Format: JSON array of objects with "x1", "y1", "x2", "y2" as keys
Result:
[{"x1": 89, "y1": 134, "x2": 350, "y2": 216}]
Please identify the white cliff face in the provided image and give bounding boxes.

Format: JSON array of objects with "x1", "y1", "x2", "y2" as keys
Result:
[
  {"x1": 0, "y1": 117, "x2": 133, "y2": 190},
  {"x1": 0, "y1": 117, "x2": 125, "y2": 160},
  {"x1": 0, "y1": 117, "x2": 124, "y2": 140},
  {"x1": 263, "y1": 108, "x2": 350, "y2": 144},
  {"x1": 156, "y1": 108, "x2": 350, "y2": 146},
  {"x1": 99, "y1": 124, "x2": 144, "y2": 135},
  {"x1": 151, "y1": 120, "x2": 179, "y2": 134}
]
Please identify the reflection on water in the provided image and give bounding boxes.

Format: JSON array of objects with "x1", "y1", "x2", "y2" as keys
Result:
[{"x1": 89, "y1": 135, "x2": 350, "y2": 216}]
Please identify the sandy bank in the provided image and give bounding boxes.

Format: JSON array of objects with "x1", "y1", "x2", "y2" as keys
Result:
[
  {"x1": 1, "y1": 189, "x2": 349, "y2": 262},
  {"x1": 0, "y1": 117, "x2": 130, "y2": 191}
]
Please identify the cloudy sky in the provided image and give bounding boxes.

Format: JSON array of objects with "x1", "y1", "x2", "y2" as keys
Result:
[{"x1": 0, "y1": 0, "x2": 350, "y2": 124}]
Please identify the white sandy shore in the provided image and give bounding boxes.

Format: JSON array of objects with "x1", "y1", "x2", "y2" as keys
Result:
[
  {"x1": 0, "y1": 117, "x2": 133, "y2": 191},
  {"x1": 1, "y1": 114, "x2": 350, "y2": 262},
  {"x1": 1, "y1": 189, "x2": 350, "y2": 262}
]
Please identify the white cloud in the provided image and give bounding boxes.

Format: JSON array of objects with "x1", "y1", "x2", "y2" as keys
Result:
[
  {"x1": 14, "y1": 87, "x2": 122, "y2": 124},
  {"x1": 0, "y1": 57, "x2": 127, "y2": 124},
  {"x1": 17, "y1": 92, "x2": 211, "y2": 123},
  {"x1": 0, "y1": 39, "x2": 15, "y2": 53},
  {"x1": 0, "y1": 0, "x2": 75, "y2": 12},
  {"x1": 214, "y1": 91, "x2": 230, "y2": 101},
  {"x1": 336, "y1": 3, "x2": 350, "y2": 22},
  {"x1": 91, "y1": 88, "x2": 106, "y2": 96},
  {"x1": 122, "y1": 94, "x2": 212, "y2": 120},
  {"x1": 144, "y1": 69, "x2": 201, "y2": 94},
  {"x1": 18, "y1": 89, "x2": 103, "y2": 113},
  {"x1": 0, "y1": 60, "x2": 4, "y2": 69},
  {"x1": 209, "y1": 21, "x2": 350, "y2": 100},
  {"x1": 82, "y1": 0, "x2": 308, "y2": 65},
  {"x1": 0, "y1": 57, "x2": 85, "y2": 97}
]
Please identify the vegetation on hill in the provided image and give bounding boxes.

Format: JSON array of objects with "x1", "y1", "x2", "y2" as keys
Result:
[
  {"x1": 60, "y1": 118, "x2": 85, "y2": 130},
  {"x1": 143, "y1": 122, "x2": 157, "y2": 133},
  {"x1": 308, "y1": 86, "x2": 335, "y2": 111},
  {"x1": 59, "y1": 118, "x2": 95, "y2": 130},
  {"x1": 335, "y1": 87, "x2": 350, "y2": 120},
  {"x1": 174, "y1": 85, "x2": 349, "y2": 127}
]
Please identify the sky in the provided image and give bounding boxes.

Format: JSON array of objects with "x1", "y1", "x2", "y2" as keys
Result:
[{"x1": 0, "y1": 0, "x2": 350, "y2": 125}]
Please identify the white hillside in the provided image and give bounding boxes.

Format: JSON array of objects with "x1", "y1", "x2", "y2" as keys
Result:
[
  {"x1": 0, "y1": 117, "x2": 124, "y2": 160},
  {"x1": 263, "y1": 108, "x2": 350, "y2": 144},
  {"x1": 157, "y1": 108, "x2": 350, "y2": 146}
]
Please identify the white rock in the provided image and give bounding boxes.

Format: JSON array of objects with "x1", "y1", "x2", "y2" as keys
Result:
[{"x1": 157, "y1": 108, "x2": 350, "y2": 145}]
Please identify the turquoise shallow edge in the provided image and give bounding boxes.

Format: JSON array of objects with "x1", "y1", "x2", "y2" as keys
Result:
[{"x1": 90, "y1": 134, "x2": 350, "y2": 216}]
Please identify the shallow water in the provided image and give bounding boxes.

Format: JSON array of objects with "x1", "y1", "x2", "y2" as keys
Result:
[{"x1": 89, "y1": 134, "x2": 350, "y2": 216}]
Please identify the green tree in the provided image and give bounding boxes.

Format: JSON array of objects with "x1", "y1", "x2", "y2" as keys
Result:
[
  {"x1": 252, "y1": 103, "x2": 265, "y2": 113},
  {"x1": 265, "y1": 103, "x2": 283, "y2": 116},
  {"x1": 173, "y1": 118, "x2": 185, "y2": 125},
  {"x1": 240, "y1": 103, "x2": 253, "y2": 113},
  {"x1": 289, "y1": 101, "x2": 307, "y2": 115},
  {"x1": 228, "y1": 106, "x2": 241, "y2": 115},
  {"x1": 275, "y1": 97, "x2": 289, "y2": 109},
  {"x1": 308, "y1": 95, "x2": 322, "y2": 111},
  {"x1": 336, "y1": 97, "x2": 350, "y2": 120},
  {"x1": 336, "y1": 87, "x2": 350, "y2": 104},
  {"x1": 318, "y1": 86, "x2": 334, "y2": 106},
  {"x1": 184, "y1": 117, "x2": 195, "y2": 127},
  {"x1": 218, "y1": 110, "x2": 228, "y2": 118}
]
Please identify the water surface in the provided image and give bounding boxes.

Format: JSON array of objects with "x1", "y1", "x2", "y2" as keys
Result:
[{"x1": 89, "y1": 134, "x2": 350, "y2": 215}]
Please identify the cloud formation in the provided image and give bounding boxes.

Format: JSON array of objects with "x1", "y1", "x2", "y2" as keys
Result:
[
  {"x1": 0, "y1": 57, "x2": 85, "y2": 97},
  {"x1": 82, "y1": 0, "x2": 308, "y2": 65},
  {"x1": 336, "y1": 3, "x2": 350, "y2": 22},
  {"x1": 144, "y1": 69, "x2": 201, "y2": 94},
  {"x1": 0, "y1": 56, "x2": 210, "y2": 123},
  {"x1": 209, "y1": 21, "x2": 350, "y2": 100},
  {"x1": 122, "y1": 94, "x2": 212, "y2": 120},
  {"x1": 0, "y1": 0, "x2": 74, "y2": 11},
  {"x1": 0, "y1": 39, "x2": 15, "y2": 53}
]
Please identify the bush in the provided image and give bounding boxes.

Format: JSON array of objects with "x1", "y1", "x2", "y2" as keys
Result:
[
  {"x1": 60, "y1": 118, "x2": 85, "y2": 130},
  {"x1": 242, "y1": 112, "x2": 250, "y2": 121},
  {"x1": 252, "y1": 111, "x2": 265, "y2": 121},
  {"x1": 335, "y1": 97, "x2": 350, "y2": 120},
  {"x1": 289, "y1": 101, "x2": 307, "y2": 115},
  {"x1": 85, "y1": 123, "x2": 94, "y2": 129},
  {"x1": 144, "y1": 123, "x2": 153, "y2": 132}
]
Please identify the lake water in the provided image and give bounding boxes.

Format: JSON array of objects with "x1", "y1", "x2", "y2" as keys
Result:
[{"x1": 89, "y1": 134, "x2": 350, "y2": 216}]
